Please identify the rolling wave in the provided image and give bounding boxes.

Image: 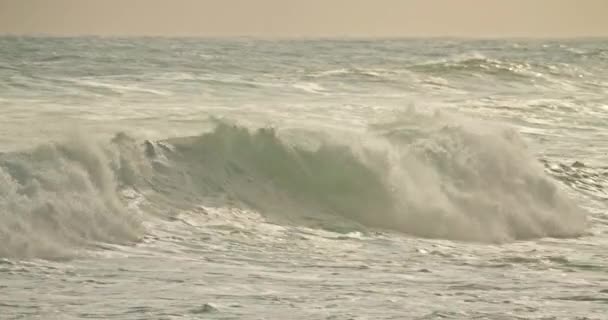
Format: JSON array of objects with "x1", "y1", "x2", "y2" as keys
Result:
[{"x1": 0, "y1": 110, "x2": 589, "y2": 259}]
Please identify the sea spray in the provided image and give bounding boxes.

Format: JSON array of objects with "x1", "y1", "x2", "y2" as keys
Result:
[{"x1": 0, "y1": 134, "x2": 144, "y2": 259}]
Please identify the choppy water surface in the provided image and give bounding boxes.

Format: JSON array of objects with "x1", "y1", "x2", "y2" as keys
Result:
[{"x1": 1, "y1": 37, "x2": 607, "y2": 319}]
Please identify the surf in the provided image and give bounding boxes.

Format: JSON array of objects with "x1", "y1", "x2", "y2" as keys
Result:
[{"x1": 0, "y1": 109, "x2": 589, "y2": 259}]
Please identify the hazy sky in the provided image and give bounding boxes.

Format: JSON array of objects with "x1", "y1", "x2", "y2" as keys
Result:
[{"x1": 1, "y1": 0, "x2": 607, "y2": 38}]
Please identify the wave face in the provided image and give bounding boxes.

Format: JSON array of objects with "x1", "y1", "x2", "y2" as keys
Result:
[{"x1": 0, "y1": 134, "x2": 144, "y2": 259}]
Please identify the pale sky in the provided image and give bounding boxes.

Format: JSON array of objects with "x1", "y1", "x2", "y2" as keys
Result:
[{"x1": 0, "y1": 0, "x2": 607, "y2": 38}]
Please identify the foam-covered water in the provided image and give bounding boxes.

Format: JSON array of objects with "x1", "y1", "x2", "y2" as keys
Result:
[{"x1": 1, "y1": 37, "x2": 607, "y2": 319}]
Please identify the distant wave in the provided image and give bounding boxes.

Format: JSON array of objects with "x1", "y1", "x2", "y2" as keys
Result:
[
  {"x1": 567, "y1": 48, "x2": 608, "y2": 59},
  {"x1": 0, "y1": 110, "x2": 590, "y2": 259},
  {"x1": 37, "y1": 54, "x2": 86, "y2": 63},
  {"x1": 409, "y1": 54, "x2": 542, "y2": 79},
  {"x1": 295, "y1": 68, "x2": 401, "y2": 92},
  {"x1": 307, "y1": 68, "x2": 398, "y2": 81},
  {"x1": 71, "y1": 79, "x2": 172, "y2": 96},
  {"x1": 292, "y1": 82, "x2": 327, "y2": 94}
]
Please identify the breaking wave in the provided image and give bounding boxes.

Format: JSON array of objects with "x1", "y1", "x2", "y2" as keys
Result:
[
  {"x1": 149, "y1": 111, "x2": 587, "y2": 241},
  {"x1": 0, "y1": 110, "x2": 589, "y2": 259},
  {"x1": 0, "y1": 134, "x2": 145, "y2": 259}
]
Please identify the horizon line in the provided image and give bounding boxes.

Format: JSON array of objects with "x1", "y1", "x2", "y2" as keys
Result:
[{"x1": 2, "y1": 32, "x2": 608, "y2": 41}]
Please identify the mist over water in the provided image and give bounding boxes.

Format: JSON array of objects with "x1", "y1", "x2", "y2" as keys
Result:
[{"x1": 1, "y1": 37, "x2": 607, "y2": 319}]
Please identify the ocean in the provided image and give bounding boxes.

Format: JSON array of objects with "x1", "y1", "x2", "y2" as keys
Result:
[{"x1": 0, "y1": 37, "x2": 607, "y2": 319}]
